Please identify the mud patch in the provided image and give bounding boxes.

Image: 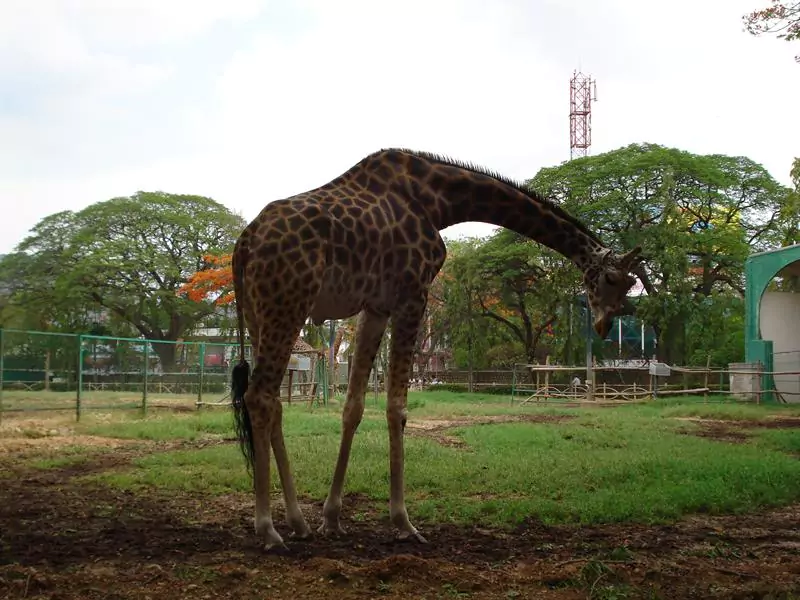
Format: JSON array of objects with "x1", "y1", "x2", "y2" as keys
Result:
[
  {"x1": 0, "y1": 434, "x2": 140, "y2": 454},
  {"x1": 675, "y1": 416, "x2": 800, "y2": 445},
  {"x1": 676, "y1": 416, "x2": 800, "y2": 429},
  {"x1": 406, "y1": 414, "x2": 575, "y2": 448},
  {"x1": 2, "y1": 422, "x2": 800, "y2": 599},
  {"x1": 679, "y1": 423, "x2": 752, "y2": 444},
  {"x1": 2, "y1": 466, "x2": 800, "y2": 599}
]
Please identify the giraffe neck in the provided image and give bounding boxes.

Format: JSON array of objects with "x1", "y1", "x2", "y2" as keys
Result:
[{"x1": 386, "y1": 151, "x2": 608, "y2": 271}]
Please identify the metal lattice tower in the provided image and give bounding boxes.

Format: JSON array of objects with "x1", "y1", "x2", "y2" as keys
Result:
[{"x1": 569, "y1": 70, "x2": 597, "y2": 160}]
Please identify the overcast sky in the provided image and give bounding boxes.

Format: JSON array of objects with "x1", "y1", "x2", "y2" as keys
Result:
[{"x1": 1, "y1": 0, "x2": 798, "y2": 255}]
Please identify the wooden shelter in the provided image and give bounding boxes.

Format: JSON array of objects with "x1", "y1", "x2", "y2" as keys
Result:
[{"x1": 284, "y1": 336, "x2": 326, "y2": 405}]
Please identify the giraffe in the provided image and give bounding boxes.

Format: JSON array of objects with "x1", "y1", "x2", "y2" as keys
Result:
[{"x1": 230, "y1": 148, "x2": 643, "y2": 551}]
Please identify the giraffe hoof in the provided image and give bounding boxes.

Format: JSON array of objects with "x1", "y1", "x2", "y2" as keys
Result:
[
  {"x1": 396, "y1": 529, "x2": 428, "y2": 544},
  {"x1": 263, "y1": 541, "x2": 291, "y2": 554},
  {"x1": 289, "y1": 528, "x2": 312, "y2": 541},
  {"x1": 317, "y1": 522, "x2": 347, "y2": 537},
  {"x1": 255, "y1": 521, "x2": 288, "y2": 552}
]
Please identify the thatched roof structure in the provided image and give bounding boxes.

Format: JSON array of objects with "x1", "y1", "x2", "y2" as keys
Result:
[{"x1": 292, "y1": 337, "x2": 322, "y2": 355}]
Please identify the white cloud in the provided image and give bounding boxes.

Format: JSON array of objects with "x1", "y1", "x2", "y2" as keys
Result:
[
  {"x1": 204, "y1": 0, "x2": 567, "y2": 213},
  {"x1": 62, "y1": 0, "x2": 265, "y2": 46},
  {"x1": 1, "y1": 0, "x2": 798, "y2": 253}
]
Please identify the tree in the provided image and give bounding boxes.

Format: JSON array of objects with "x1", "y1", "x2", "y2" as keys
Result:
[
  {"x1": 441, "y1": 230, "x2": 578, "y2": 367},
  {"x1": 0, "y1": 249, "x2": 90, "y2": 332},
  {"x1": 178, "y1": 253, "x2": 234, "y2": 305},
  {"x1": 744, "y1": 1, "x2": 800, "y2": 61},
  {"x1": 771, "y1": 158, "x2": 800, "y2": 291},
  {"x1": 527, "y1": 143, "x2": 792, "y2": 364},
  {"x1": 412, "y1": 270, "x2": 452, "y2": 379},
  {"x1": 782, "y1": 158, "x2": 800, "y2": 247},
  {"x1": 8, "y1": 192, "x2": 245, "y2": 370}
]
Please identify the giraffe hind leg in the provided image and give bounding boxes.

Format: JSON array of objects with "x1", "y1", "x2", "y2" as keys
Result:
[
  {"x1": 271, "y1": 400, "x2": 311, "y2": 539},
  {"x1": 237, "y1": 303, "x2": 319, "y2": 550},
  {"x1": 241, "y1": 356, "x2": 290, "y2": 551}
]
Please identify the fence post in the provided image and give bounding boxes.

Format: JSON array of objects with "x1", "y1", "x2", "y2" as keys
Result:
[
  {"x1": 198, "y1": 342, "x2": 206, "y2": 408},
  {"x1": 511, "y1": 364, "x2": 516, "y2": 404},
  {"x1": 328, "y1": 319, "x2": 336, "y2": 401},
  {"x1": 373, "y1": 361, "x2": 378, "y2": 406},
  {"x1": 76, "y1": 335, "x2": 84, "y2": 421},
  {"x1": 544, "y1": 355, "x2": 550, "y2": 403},
  {"x1": 142, "y1": 344, "x2": 149, "y2": 416},
  {"x1": 0, "y1": 328, "x2": 4, "y2": 425},
  {"x1": 756, "y1": 362, "x2": 762, "y2": 405},
  {"x1": 321, "y1": 354, "x2": 329, "y2": 406}
]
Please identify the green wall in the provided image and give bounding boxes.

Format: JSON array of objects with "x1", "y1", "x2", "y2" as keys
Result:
[{"x1": 744, "y1": 244, "x2": 800, "y2": 402}]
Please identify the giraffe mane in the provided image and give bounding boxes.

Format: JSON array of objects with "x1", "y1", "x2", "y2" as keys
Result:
[{"x1": 371, "y1": 148, "x2": 605, "y2": 246}]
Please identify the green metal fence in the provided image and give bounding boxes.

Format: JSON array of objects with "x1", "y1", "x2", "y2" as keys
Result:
[{"x1": 0, "y1": 328, "x2": 329, "y2": 421}]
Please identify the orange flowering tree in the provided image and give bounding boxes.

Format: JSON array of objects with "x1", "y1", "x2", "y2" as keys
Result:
[
  {"x1": 744, "y1": 1, "x2": 800, "y2": 61},
  {"x1": 178, "y1": 253, "x2": 234, "y2": 305}
]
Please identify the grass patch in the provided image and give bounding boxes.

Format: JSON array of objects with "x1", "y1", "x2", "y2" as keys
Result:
[
  {"x1": 410, "y1": 419, "x2": 800, "y2": 526},
  {"x1": 85, "y1": 392, "x2": 800, "y2": 528},
  {"x1": 91, "y1": 444, "x2": 251, "y2": 494},
  {"x1": 76, "y1": 410, "x2": 234, "y2": 441},
  {"x1": 754, "y1": 428, "x2": 800, "y2": 454},
  {"x1": 642, "y1": 398, "x2": 800, "y2": 421},
  {"x1": 29, "y1": 454, "x2": 90, "y2": 470},
  {"x1": 369, "y1": 390, "x2": 528, "y2": 418},
  {"x1": 76, "y1": 404, "x2": 387, "y2": 441}
]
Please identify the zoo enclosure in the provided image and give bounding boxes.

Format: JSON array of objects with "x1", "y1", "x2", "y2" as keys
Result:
[
  {"x1": 506, "y1": 356, "x2": 798, "y2": 404},
  {"x1": 2, "y1": 329, "x2": 797, "y2": 421},
  {"x1": 0, "y1": 328, "x2": 329, "y2": 420}
]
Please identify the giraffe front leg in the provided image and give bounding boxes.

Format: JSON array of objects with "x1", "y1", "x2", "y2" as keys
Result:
[
  {"x1": 319, "y1": 311, "x2": 388, "y2": 536},
  {"x1": 386, "y1": 306, "x2": 428, "y2": 544}
]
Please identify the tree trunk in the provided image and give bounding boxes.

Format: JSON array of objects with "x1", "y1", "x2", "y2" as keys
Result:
[
  {"x1": 658, "y1": 315, "x2": 687, "y2": 364},
  {"x1": 44, "y1": 349, "x2": 51, "y2": 392},
  {"x1": 150, "y1": 341, "x2": 177, "y2": 373},
  {"x1": 467, "y1": 321, "x2": 474, "y2": 393}
]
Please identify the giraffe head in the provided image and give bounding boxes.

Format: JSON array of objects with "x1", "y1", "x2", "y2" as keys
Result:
[{"x1": 584, "y1": 246, "x2": 643, "y2": 339}]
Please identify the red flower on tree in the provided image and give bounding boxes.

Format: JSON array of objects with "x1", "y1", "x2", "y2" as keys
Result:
[{"x1": 178, "y1": 253, "x2": 234, "y2": 305}]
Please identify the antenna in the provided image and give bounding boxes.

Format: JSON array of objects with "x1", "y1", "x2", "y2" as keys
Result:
[{"x1": 569, "y1": 70, "x2": 597, "y2": 160}]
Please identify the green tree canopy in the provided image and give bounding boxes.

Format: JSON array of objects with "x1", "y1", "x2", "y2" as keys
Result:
[
  {"x1": 440, "y1": 230, "x2": 580, "y2": 366},
  {"x1": 526, "y1": 143, "x2": 794, "y2": 364},
  {"x1": 2, "y1": 191, "x2": 246, "y2": 369}
]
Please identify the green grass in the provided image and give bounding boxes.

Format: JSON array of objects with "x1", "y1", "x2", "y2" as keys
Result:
[
  {"x1": 29, "y1": 454, "x2": 90, "y2": 470},
  {"x1": 77, "y1": 404, "x2": 389, "y2": 441},
  {"x1": 413, "y1": 416, "x2": 800, "y2": 526},
  {"x1": 368, "y1": 390, "x2": 586, "y2": 420},
  {"x1": 641, "y1": 398, "x2": 800, "y2": 421},
  {"x1": 76, "y1": 410, "x2": 233, "y2": 441},
  {"x1": 82, "y1": 392, "x2": 800, "y2": 529},
  {"x1": 754, "y1": 428, "x2": 800, "y2": 454}
]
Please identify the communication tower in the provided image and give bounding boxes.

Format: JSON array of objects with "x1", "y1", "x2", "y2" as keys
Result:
[{"x1": 569, "y1": 70, "x2": 597, "y2": 160}]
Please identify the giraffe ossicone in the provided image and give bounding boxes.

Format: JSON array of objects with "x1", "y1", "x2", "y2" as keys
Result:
[{"x1": 229, "y1": 148, "x2": 643, "y2": 550}]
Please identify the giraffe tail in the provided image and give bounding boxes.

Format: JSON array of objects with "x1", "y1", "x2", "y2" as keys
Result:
[
  {"x1": 231, "y1": 361, "x2": 254, "y2": 473},
  {"x1": 231, "y1": 242, "x2": 255, "y2": 473}
]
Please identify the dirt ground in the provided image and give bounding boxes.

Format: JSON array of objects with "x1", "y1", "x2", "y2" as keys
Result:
[{"x1": 1, "y1": 414, "x2": 800, "y2": 599}]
